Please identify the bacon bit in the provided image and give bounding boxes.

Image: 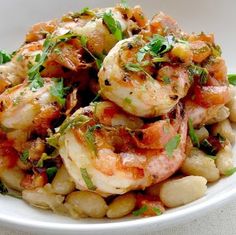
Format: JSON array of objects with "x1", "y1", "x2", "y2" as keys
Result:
[
  {"x1": 32, "y1": 105, "x2": 61, "y2": 136},
  {"x1": 0, "y1": 141, "x2": 18, "y2": 169},
  {"x1": 135, "y1": 194, "x2": 165, "y2": 216},
  {"x1": 25, "y1": 20, "x2": 58, "y2": 43},
  {"x1": 21, "y1": 172, "x2": 48, "y2": 190}
]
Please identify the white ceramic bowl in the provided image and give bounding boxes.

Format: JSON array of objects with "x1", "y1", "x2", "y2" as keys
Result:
[{"x1": 0, "y1": 0, "x2": 236, "y2": 234}]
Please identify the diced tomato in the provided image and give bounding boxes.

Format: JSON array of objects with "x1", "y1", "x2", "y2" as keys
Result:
[
  {"x1": 20, "y1": 172, "x2": 48, "y2": 189},
  {"x1": 135, "y1": 194, "x2": 165, "y2": 216},
  {"x1": 133, "y1": 120, "x2": 177, "y2": 149},
  {"x1": 193, "y1": 85, "x2": 230, "y2": 107}
]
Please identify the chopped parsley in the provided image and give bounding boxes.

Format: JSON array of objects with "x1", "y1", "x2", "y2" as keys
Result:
[
  {"x1": 85, "y1": 124, "x2": 101, "y2": 154},
  {"x1": 20, "y1": 150, "x2": 29, "y2": 164},
  {"x1": 152, "y1": 207, "x2": 163, "y2": 216},
  {"x1": 132, "y1": 205, "x2": 148, "y2": 216},
  {"x1": 224, "y1": 167, "x2": 236, "y2": 176},
  {"x1": 125, "y1": 63, "x2": 154, "y2": 80},
  {"x1": 188, "y1": 65, "x2": 208, "y2": 85},
  {"x1": 124, "y1": 97, "x2": 132, "y2": 104},
  {"x1": 103, "y1": 11, "x2": 123, "y2": 41},
  {"x1": 46, "y1": 133, "x2": 60, "y2": 149},
  {"x1": 162, "y1": 76, "x2": 171, "y2": 84},
  {"x1": 188, "y1": 119, "x2": 199, "y2": 147},
  {"x1": 0, "y1": 50, "x2": 12, "y2": 64},
  {"x1": 80, "y1": 168, "x2": 96, "y2": 190},
  {"x1": 46, "y1": 166, "x2": 58, "y2": 182},
  {"x1": 37, "y1": 151, "x2": 58, "y2": 167},
  {"x1": 79, "y1": 35, "x2": 103, "y2": 69},
  {"x1": 50, "y1": 78, "x2": 68, "y2": 106},
  {"x1": 59, "y1": 115, "x2": 91, "y2": 135},
  {"x1": 228, "y1": 74, "x2": 236, "y2": 86},
  {"x1": 137, "y1": 35, "x2": 174, "y2": 63},
  {"x1": 165, "y1": 134, "x2": 181, "y2": 157}
]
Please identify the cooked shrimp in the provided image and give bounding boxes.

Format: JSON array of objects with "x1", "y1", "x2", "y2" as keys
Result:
[
  {"x1": 98, "y1": 35, "x2": 191, "y2": 117},
  {"x1": 58, "y1": 101, "x2": 187, "y2": 195},
  {"x1": 0, "y1": 80, "x2": 61, "y2": 150}
]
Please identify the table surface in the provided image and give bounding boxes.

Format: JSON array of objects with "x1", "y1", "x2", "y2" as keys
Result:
[{"x1": 0, "y1": 198, "x2": 235, "y2": 235}]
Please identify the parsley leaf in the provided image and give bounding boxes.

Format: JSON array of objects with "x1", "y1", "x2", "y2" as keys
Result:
[
  {"x1": 29, "y1": 72, "x2": 44, "y2": 91},
  {"x1": 137, "y1": 35, "x2": 174, "y2": 62},
  {"x1": 165, "y1": 134, "x2": 181, "y2": 157},
  {"x1": 80, "y1": 168, "x2": 96, "y2": 190},
  {"x1": 37, "y1": 151, "x2": 58, "y2": 167},
  {"x1": 20, "y1": 150, "x2": 29, "y2": 164},
  {"x1": 228, "y1": 74, "x2": 236, "y2": 86},
  {"x1": 224, "y1": 167, "x2": 236, "y2": 176},
  {"x1": 103, "y1": 11, "x2": 123, "y2": 41},
  {"x1": 188, "y1": 119, "x2": 199, "y2": 147},
  {"x1": 46, "y1": 133, "x2": 60, "y2": 149},
  {"x1": 132, "y1": 205, "x2": 148, "y2": 216},
  {"x1": 50, "y1": 78, "x2": 68, "y2": 106},
  {"x1": 0, "y1": 50, "x2": 12, "y2": 64},
  {"x1": 125, "y1": 63, "x2": 154, "y2": 80},
  {"x1": 188, "y1": 65, "x2": 208, "y2": 85},
  {"x1": 152, "y1": 207, "x2": 163, "y2": 216},
  {"x1": 46, "y1": 166, "x2": 58, "y2": 182},
  {"x1": 85, "y1": 124, "x2": 101, "y2": 154}
]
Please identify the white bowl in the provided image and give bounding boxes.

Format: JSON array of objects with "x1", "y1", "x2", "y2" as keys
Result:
[{"x1": 0, "y1": 0, "x2": 236, "y2": 234}]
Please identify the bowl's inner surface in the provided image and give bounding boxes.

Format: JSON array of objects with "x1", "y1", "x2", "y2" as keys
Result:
[{"x1": 0, "y1": 0, "x2": 235, "y2": 232}]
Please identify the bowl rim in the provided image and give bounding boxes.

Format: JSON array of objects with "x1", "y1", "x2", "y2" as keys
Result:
[{"x1": 0, "y1": 181, "x2": 235, "y2": 233}]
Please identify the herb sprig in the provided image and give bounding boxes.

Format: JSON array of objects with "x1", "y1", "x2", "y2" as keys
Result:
[
  {"x1": 0, "y1": 50, "x2": 12, "y2": 64},
  {"x1": 165, "y1": 134, "x2": 181, "y2": 157},
  {"x1": 228, "y1": 74, "x2": 236, "y2": 86}
]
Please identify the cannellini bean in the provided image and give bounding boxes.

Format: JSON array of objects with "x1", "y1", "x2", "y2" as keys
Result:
[
  {"x1": 65, "y1": 191, "x2": 107, "y2": 218},
  {"x1": 181, "y1": 148, "x2": 220, "y2": 182},
  {"x1": 22, "y1": 187, "x2": 66, "y2": 214},
  {"x1": 106, "y1": 193, "x2": 136, "y2": 219},
  {"x1": 227, "y1": 97, "x2": 236, "y2": 123},
  {"x1": 51, "y1": 165, "x2": 75, "y2": 195},
  {"x1": 160, "y1": 176, "x2": 207, "y2": 208},
  {"x1": 195, "y1": 126, "x2": 209, "y2": 142},
  {"x1": 212, "y1": 119, "x2": 235, "y2": 144},
  {"x1": 206, "y1": 106, "x2": 230, "y2": 125},
  {"x1": 216, "y1": 144, "x2": 234, "y2": 175},
  {"x1": 1, "y1": 167, "x2": 25, "y2": 191}
]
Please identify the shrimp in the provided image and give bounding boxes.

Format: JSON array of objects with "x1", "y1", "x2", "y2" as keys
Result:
[
  {"x1": 58, "y1": 101, "x2": 188, "y2": 195},
  {"x1": 0, "y1": 80, "x2": 61, "y2": 151},
  {"x1": 98, "y1": 35, "x2": 191, "y2": 117}
]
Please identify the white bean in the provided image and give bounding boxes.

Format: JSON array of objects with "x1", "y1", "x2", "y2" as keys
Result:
[
  {"x1": 195, "y1": 126, "x2": 209, "y2": 142},
  {"x1": 106, "y1": 193, "x2": 136, "y2": 218},
  {"x1": 216, "y1": 144, "x2": 234, "y2": 175},
  {"x1": 227, "y1": 97, "x2": 236, "y2": 122},
  {"x1": 65, "y1": 191, "x2": 108, "y2": 218},
  {"x1": 51, "y1": 165, "x2": 75, "y2": 195},
  {"x1": 212, "y1": 119, "x2": 235, "y2": 144},
  {"x1": 22, "y1": 187, "x2": 66, "y2": 214},
  {"x1": 1, "y1": 167, "x2": 25, "y2": 191},
  {"x1": 206, "y1": 106, "x2": 229, "y2": 125},
  {"x1": 181, "y1": 148, "x2": 220, "y2": 182},
  {"x1": 160, "y1": 176, "x2": 207, "y2": 208}
]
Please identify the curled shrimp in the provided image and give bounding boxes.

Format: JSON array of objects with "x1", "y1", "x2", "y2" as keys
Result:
[
  {"x1": 0, "y1": 80, "x2": 61, "y2": 150},
  {"x1": 98, "y1": 35, "x2": 191, "y2": 117},
  {"x1": 58, "y1": 101, "x2": 187, "y2": 195}
]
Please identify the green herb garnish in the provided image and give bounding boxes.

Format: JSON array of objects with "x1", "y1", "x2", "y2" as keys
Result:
[
  {"x1": 165, "y1": 134, "x2": 181, "y2": 157},
  {"x1": 85, "y1": 124, "x2": 101, "y2": 154},
  {"x1": 103, "y1": 11, "x2": 123, "y2": 41},
  {"x1": 228, "y1": 74, "x2": 236, "y2": 86},
  {"x1": 132, "y1": 205, "x2": 148, "y2": 216},
  {"x1": 46, "y1": 166, "x2": 58, "y2": 182},
  {"x1": 188, "y1": 65, "x2": 208, "y2": 85},
  {"x1": 20, "y1": 150, "x2": 29, "y2": 164},
  {"x1": 137, "y1": 35, "x2": 174, "y2": 63},
  {"x1": 188, "y1": 119, "x2": 199, "y2": 147},
  {"x1": 152, "y1": 207, "x2": 163, "y2": 216},
  {"x1": 124, "y1": 97, "x2": 132, "y2": 104},
  {"x1": 80, "y1": 168, "x2": 96, "y2": 190},
  {"x1": 50, "y1": 78, "x2": 68, "y2": 106},
  {"x1": 46, "y1": 134, "x2": 60, "y2": 149},
  {"x1": 0, "y1": 50, "x2": 12, "y2": 64},
  {"x1": 125, "y1": 63, "x2": 154, "y2": 80},
  {"x1": 37, "y1": 151, "x2": 59, "y2": 168},
  {"x1": 224, "y1": 167, "x2": 236, "y2": 176}
]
